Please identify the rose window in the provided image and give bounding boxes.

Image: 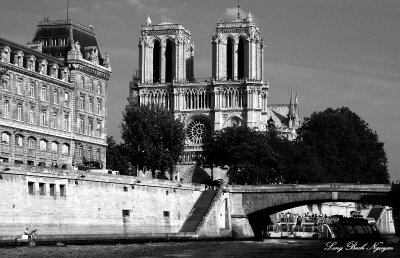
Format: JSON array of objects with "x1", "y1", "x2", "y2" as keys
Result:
[{"x1": 187, "y1": 119, "x2": 210, "y2": 144}]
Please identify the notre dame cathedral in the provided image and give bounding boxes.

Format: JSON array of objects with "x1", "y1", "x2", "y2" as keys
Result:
[{"x1": 128, "y1": 11, "x2": 299, "y2": 182}]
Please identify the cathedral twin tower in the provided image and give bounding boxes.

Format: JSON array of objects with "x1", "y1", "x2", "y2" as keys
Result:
[
  {"x1": 138, "y1": 12, "x2": 263, "y2": 84},
  {"x1": 130, "y1": 11, "x2": 298, "y2": 180}
]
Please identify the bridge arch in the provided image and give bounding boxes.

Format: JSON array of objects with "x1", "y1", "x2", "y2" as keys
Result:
[{"x1": 229, "y1": 184, "x2": 399, "y2": 239}]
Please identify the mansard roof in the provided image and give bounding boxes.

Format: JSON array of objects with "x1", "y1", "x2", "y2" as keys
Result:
[{"x1": 32, "y1": 17, "x2": 103, "y2": 63}]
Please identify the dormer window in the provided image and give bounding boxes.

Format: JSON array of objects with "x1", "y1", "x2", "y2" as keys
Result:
[
  {"x1": 27, "y1": 56, "x2": 36, "y2": 71},
  {"x1": 0, "y1": 46, "x2": 11, "y2": 62},
  {"x1": 13, "y1": 51, "x2": 24, "y2": 67},
  {"x1": 50, "y1": 64, "x2": 59, "y2": 78},
  {"x1": 61, "y1": 68, "x2": 69, "y2": 82},
  {"x1": 39, "y1": 59, "x2": 48, "y2": 75}
]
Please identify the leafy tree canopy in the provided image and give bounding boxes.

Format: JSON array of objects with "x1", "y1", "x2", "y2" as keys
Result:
[
  {"x1": 203, "y1": 126, "x2": 287, "y2": 185},
  {"x1": 296, "y1": 107, "x2": 389, "y2": 183},
  {"x1": 106, "y1": 136, "x2": 130, "y2": 175},
  {"x1": 121, "y1": 104, "x2": 186, "y2": 178}
]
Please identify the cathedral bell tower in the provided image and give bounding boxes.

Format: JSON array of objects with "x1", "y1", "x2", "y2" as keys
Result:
[
  {"x1": 138, "y1": 15, "x2": 194, "y2": 84},
  {"x1": 212, "y1": 12, "x2": 264, "y2": 81}
]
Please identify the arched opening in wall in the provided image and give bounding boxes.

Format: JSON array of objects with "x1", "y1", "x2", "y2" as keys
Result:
[
  {"x1": 238, "y1": 37, "x2": 245, "y2": 79},
  {"x1": 165, "y1": 39, "x2": 174, "y2": 83},
  {"x1": 153, "y1": 40, "x2": 161, "y2": 83},
  {"x1": 181, "y1": 166, "x2": 209, "y2": 184},
  {"x1": 226, "y1": 37, "x2": 233, "y2": 80}
]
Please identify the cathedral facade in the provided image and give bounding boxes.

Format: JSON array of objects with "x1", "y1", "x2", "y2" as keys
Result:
[
  {"x1": 129, "y1": 13, "x2": 299, "y2": 182},
  {"x1": 0, "y1": 18, "x2": 111, "y2": 168}
]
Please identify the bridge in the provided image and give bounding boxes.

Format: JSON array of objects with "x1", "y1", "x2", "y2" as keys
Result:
[{"x1": 227, "y1": 183, "x2": 400, "y2": 238}]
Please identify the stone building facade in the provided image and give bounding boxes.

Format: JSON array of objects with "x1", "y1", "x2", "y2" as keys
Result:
[
  {"x1": 128, "y1": 13, "x2": 299, "y2": 182},
  {"x1": 0, "y1": 18, "x2": 111, "y2": 168}
]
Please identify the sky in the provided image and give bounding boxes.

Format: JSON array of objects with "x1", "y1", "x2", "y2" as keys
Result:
[{"x1": 0, "y1": 0, "x2": 399, "y2": 181}]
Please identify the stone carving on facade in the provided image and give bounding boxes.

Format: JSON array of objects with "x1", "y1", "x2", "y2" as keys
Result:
[
  {"x1": 85, "y1": 46, "x2": 99, "y2": 64},
  {"x1": 102, "y1": 53, "x2": 110, "y2": 68},
  {"x1": 222, "y1": 113, "x2": 228, "y2": 120}
]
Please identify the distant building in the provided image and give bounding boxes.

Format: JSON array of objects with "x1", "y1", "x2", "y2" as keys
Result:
[
  {"x1": 0, "y1": 18, "x2": 111, "y2": 168},
  {"x1": 128, "y1": 12, "x2": 300, "y2": 182}
]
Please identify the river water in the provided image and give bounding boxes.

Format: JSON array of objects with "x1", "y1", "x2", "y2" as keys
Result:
[{"x1": 0, "y1": 236, "x2": 399, "y2": 258}]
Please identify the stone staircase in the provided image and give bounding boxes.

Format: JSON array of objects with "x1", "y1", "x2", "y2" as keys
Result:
[{"x1": 179, "y1": 189, "x2": 219, "y2": 233}]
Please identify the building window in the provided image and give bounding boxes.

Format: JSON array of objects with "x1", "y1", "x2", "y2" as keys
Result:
[
  {"x1": 64, "y1": 92, "x2": 69, "y2": 106},
  {"x1": 51, "y1": 142, "x2": 58, "y2": 153},
  {"x1": 88, "y1": 120, "x2": 93, "y2": 136},
  {"x1": 63, "y1": 114, "x2": 69, "y2": 131},
  {"x1": 96, "y1": 149, "x2": 101, "y2": 161},
  {"x1": 61, "y1": 144, "x2": 69, "y2": 155},
  {"x1": 17, "y1": 104, "x2": 22, "y2": 121},
  {"x1": 40, "y1": 110, "x2": 46, "y2": 126},
  {"x1": 30, "y1": 83, "x2": 35, "y2": 97},
  {"x1": 28, "y1": 182, "x2": 35, "y2": 195},
  {"x1": 50, "y1": 184, "x2": 55, "y2": 196},
  {"x1": 53, "y1": 112, "x2": 58, "y2": 129},
  {"x1": 163, "y1": 211, "x2": 170, "y2": 218},
  {"x1": 39, "y1": 183, "x2": 46, "y2": 195},
  {"x1": 1, "y1": 133, "x2": 10, "y2": 145},
  {"x1": 15, "y1": 134, "x2": 23, "y2": 147},
  {"x1": 41, "y1": 86, "x2": 47, "y2": 101},
  {"x1": 17, "y1": 79, "x2": 22, "y2": 95},
  {"x1": 40, "y1": 140, "x2": 47, "y2": 152},
  {"x1": 89, "y1": 98, "x2": 93, "y2": 113},
  {"x1": 122, "y1": 210, "x2": 130, "y2": 217},
  {"x1": 123, "y1": 186, "x2": 128, "y2": 192},
  {"x1": 97, "y1": 99, "x2": 101, "y2": 114},
  {"x1": 52, "y1": 39, "x2": 57, "y2": 46},
  {"x1": 96, "y1": 121, "x2": 101, "y2": 137},
  {"x1": 28, "y1": 137, "x2": 36, "y2": 150},
  {"x1": 89, "y1": 80, "x2": 93, "y2": 92},
  {"x1": 77, "y1": 146, "x2": 82, "y2": 158},
  {"x1": 29, "y1": 109, "x2": 34, "y2": 124},
  {"x1": 79, "y1": 117, "x2": 84, "y2": 134},
  {"x1": 3, "y1": 101, "x2": 9, "y2": 118},
  {"x1": 60, "y1": 184, "x2": 66, "y2": 197},
  {"x1": 97, "y1": 82, "x2": 101, "y2": 95},
  {"x1": 79, "y1": 95, "x2": 84, "y2": 110},
  {"x1": 53, "y1": 89, "x2": 58, "y2": 104}
]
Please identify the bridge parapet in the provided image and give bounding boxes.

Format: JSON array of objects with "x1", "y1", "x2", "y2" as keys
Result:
[{"x1": 227, "y1": 183, "x2": 392, "y2": 193}]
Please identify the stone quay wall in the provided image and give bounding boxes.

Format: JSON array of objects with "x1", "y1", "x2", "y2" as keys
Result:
[{"x1": 0, "y1": 165, "x2": 203, "y2": 238}]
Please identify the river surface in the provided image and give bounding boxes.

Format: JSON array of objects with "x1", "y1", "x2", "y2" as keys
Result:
[{"x1": 0, "y1": 236, "x2": 399, "y2": 258}]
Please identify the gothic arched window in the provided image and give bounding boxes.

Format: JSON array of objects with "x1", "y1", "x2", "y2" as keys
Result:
[
  {"x1": 238, "y1": 37, "x2": 245, "y2": 79},
  {"x1": 226, "y1": 37, "x2": 234, "y2": 80},
  {"x1": 153, "y1": 40, "x2": 161, "y2": 83},
  {"x1": 165, "y1": 39, "x2": 174, "y2": 83}
]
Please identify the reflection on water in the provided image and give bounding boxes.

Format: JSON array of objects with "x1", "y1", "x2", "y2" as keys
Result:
[{"x1": 0, "y1": 236, "x2": 399, "y2": 258}]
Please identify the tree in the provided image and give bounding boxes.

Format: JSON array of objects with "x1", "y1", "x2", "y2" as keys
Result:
[
  {"x1": 296, "y1": 107, "x2": 389, "y2": 183},
  {"x1": 202, "y1": 126, "x2": 286, "y2": 185},
  {"x1": 106, "y1": 136, "x2": 130, "y2": 175},
  {"x1": 121, "y1": 104, "x2": 186, "y2": 179}
]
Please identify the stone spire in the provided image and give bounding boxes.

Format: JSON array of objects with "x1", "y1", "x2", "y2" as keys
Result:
[
  {"x1": 247, "y1": 11, "x2": 253, "y2": 21},
  {"x1": 146, "y1": 14, "x2": 152, "y2": 25}
]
